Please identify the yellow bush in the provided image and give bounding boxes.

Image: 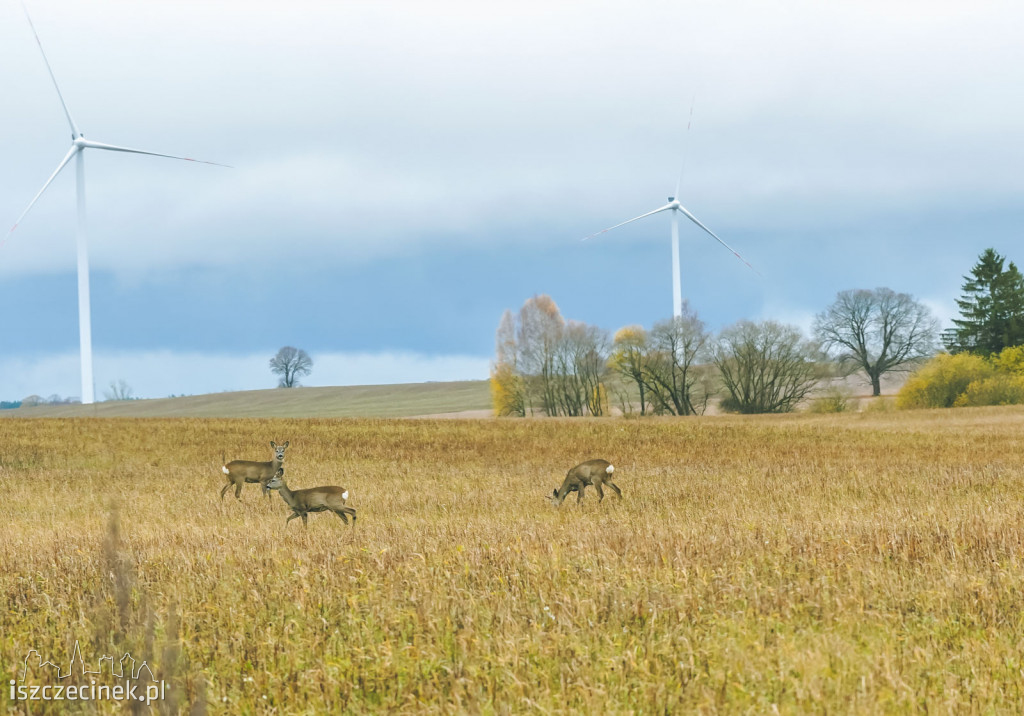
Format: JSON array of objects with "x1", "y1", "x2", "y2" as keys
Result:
[
  {"x1": 992, "y1": 345, "x2": 1024, "y2": 375},
  {"x1": 954, "y1": 373, "x2": 1024, "y2": 407},
  {"x1": 896, "y1": 353, "x2": 994, "y2": 409},
  {"x1": 489, "y1": 363, "x2": 525, "y2": 417},
  {"x1": 807, "y1": 387, "x2": 853, "y2": 413}
]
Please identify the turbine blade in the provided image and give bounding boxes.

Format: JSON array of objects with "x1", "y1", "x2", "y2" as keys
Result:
[
  {"x1": 22, "y1": 2, "x2": 80, "y2": 137},
  {"x1": 675, "y1": 94, "x2": 696, "y2": 200},
  {"x1": 678, "y1": 205, "x2": 760, "y2": 275},
  {"x1": 7, "y1": 146, "x2": 79, "y2": 236},
  {"x1": 582, "y1": 203, "x2": 674, "y2": 241},
  {"x1": 80, "y1": 139, "x2": 232, "y2": 167}
]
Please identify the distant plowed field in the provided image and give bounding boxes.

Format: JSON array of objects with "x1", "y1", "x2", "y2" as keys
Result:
[
  {"x1": 1, "y1": 380, "x2": 492, "y2": 419},
  {"x1": 2, "y1": 409, "x2": 1024, "y2": 712}
]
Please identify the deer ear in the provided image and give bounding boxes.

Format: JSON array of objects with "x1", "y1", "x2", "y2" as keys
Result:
[
  {"x1": 283, "y1": 441, "x2": 290, "y2": 448},
  {"x1": 270, "y1": 441, "x2": 277, "y2": 448}
]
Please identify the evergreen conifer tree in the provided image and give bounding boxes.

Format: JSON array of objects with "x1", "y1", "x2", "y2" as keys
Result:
[{"x1": 947, "y1": 248, "x2": 1024, "y2": 355}]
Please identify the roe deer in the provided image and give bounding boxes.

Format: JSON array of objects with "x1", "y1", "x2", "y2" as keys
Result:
[
  {"x1": 550, "y1": 458, "x2": 621, "y2": 505},
  {"x1": 265, "y1": 469, "x2": 356, "y2": 527},
  {"x1": 220, "y1": 440, "x2": 289, "y2": 500}
]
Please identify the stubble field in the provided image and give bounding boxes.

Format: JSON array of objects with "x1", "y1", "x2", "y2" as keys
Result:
[{"x1": 2, "y1": 408, "x2": 1024, "y2": 713}]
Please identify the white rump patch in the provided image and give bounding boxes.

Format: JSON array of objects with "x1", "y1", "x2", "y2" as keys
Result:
[
  {"x1": 342, "y1": 490, "x2": 349, "y2": 500},
  {"x1": 221, "y1": 466, "x2": 229, "y2": 474},
  {"x1": 606, "y1": 464, "x2": 615, "y2": 474}
]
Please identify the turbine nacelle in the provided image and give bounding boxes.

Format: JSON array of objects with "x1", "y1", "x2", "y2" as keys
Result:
[{"x1": 582, "y1": 186, "x2": 759, "y2": 319}]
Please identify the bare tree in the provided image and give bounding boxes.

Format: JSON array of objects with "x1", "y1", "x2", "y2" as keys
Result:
[
  {"x1": 491, "y1": 310, "x2": 525, "y2": 417},
  {"x1": 491, "y1": 296, "x2": 611, "y2": 417},
  {"x1": 609, "y1": 325, "x2": 650, "y2": 415},
  {"x1": 714, "y1": 320, "x2": 821, "y2": 413},
  {"x1": 104, "y1": 379, "x2": 134, "y2": 401},
  {"x1": 813, "y1": 288, "x2": 939, "y2": 396},
  {"x1": 554, "y1": 321, "x2": 610, "y2": 416},
  {"x1": 643, "y1": 304, "x2": 713, "y2": 415},
  {"x1": 516, "y1": 295, "x2": 565, "y2": 415},
  {"x1": 270, "y1": 346, "x2": 313, "y2": 388}
]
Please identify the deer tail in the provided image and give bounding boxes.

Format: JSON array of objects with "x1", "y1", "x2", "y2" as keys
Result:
[{"x1": 606, "y1": 464, "x2": 615, "y2": 474}]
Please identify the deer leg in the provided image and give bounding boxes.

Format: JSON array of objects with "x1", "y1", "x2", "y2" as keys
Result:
[
  {"x1": 334, "y1": 509, "x2": 349, "y2": 525},
  {"x1": 220, "y1": 481, "x2": 231, "y2": 500},
  {"x1": 595, "y1": 482, "x2": 605, "y2": 501},
  {"x1": 608, "y1": 482, "x2": 622, "y2": 499},
  {"x1": 234, "y1": 480, "x2": 243, "y2": 499},
  {"x1": 576, "y1": 485, "x2": 585, "y2": 504},
  {"x1": 301, "y1": 513, "x2": 309, "y2": 527},
  {"x1": 286, "y1": 512, "x2": 300, "y2": 527}
]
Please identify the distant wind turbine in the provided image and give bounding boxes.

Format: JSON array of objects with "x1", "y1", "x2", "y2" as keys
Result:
[
  {"x1": 8, "y1": 6, "x2": 229, "y2": 404},
  {"x1": 583, "y1": 129, "x2": 756, "y2": 320}
]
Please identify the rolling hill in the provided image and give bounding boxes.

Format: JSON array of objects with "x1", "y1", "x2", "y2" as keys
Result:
[{"x1": 0, "y1": 380, "x2": 493, "y2": 419}]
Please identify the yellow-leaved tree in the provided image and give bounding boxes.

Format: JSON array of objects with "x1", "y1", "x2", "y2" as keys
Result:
[
  {"x1": 609, "y1": 325, "x2": 649, "y2": 415},
  {"x1": 490, "y1": 309, "x2": 525, "y2": 416}
]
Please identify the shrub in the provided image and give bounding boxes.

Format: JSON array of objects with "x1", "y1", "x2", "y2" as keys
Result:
[
  {"x1": 807, "y1": 387, "x2": 853, "y2": 413},
  {"x1": 992, "y1": 345, "x2": 1024, "y2": 375},
  {"x1": 896, "y1": 353, "x2": 994, "y2": 409},
  {"x1": 862, "y1": 396, "x2": 896, "y2": 413},
  {"x1": 489, "y1": 364, "x2": 525, "y2": 417},
  {"x1": 954, "y1": 373, "x2": 1024, "y2": 407}
]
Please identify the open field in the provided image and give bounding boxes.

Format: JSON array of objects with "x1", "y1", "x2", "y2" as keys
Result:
[
  {"x1": 0, "y1": 370, "x2": 905, "y2": 421},
  {"x1": 3, "y1": 408, "x2": 1024, "y2": 713},
  {"x1": 1, "y1": 380, "x2": 492, "y2": 419}
]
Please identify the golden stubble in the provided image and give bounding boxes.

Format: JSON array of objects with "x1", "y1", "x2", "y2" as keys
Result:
[{"x1": 1, "y1": 408, "x2": 1024, "y2": 713}]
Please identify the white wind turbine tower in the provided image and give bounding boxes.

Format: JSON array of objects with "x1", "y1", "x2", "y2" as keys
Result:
[
  {"x1": 584, "y1": 121, "x2": 756, "y2": 319},
  {"x1": 8, "y1": 7, "x2": 228, "y2": 404}
]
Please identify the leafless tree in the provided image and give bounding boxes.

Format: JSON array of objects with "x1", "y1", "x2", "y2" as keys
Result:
[
  {"x1": 642, "y1": 304, "x2": 713, "y2": 415},
  {"x1": 270, "y1": 346, "x2": 313, "y2": 388},
  {"x1": 103, "y1": 379, "x2": 135, "y2": 401},
  {"x1": 516, "y1": 295, "x2": 565, "y2": 415},
  {"x1": 813, "y1": 288, "x2": 938, "y2": 396},
  {"x1": 491, "y1": 310, "x2": 525, "y2": 416},
  {"x1": 610, "y1": 325, "x2": 650, "y2": 415},
  {"x1": 714, "y1": 320, "x2": 821, "y2": 413},
  {"x1": 553, "y1": 321, "x2": 610, "y2": 416}
]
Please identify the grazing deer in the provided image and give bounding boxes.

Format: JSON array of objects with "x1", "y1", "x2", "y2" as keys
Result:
[
  {"x1": 550, "y1": 458, "x2": 621, "y2": 505},
  {"x1": 220, "y1": 440, "x2": 289, "y2": 500},
  {"x1": 265, "y1": 469, "x2": 356, "y2": 527}
]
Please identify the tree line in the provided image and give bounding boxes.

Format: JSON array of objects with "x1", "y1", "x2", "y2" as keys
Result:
[
  {"x1": 492, "y1": 247, "x2": 1024, "y2": 416},
  {"x1": 492, "y1": 296, "x2": 834, "y2": 417}
]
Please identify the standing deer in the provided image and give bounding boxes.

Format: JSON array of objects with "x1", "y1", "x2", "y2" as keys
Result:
[
  {"x1": 549, "y1": 458, "x2": 622, "y2": 505},
  {"x1": 220, "y1": 440, "x2": 289, "y2": 500},
  {"x1": 265, "y1": 469, "x2": 356, "y2": 527}
]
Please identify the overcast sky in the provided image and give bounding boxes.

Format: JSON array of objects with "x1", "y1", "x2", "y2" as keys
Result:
[{"x1": 1, "y1": 1, "x2": 1022, "y2": 400}]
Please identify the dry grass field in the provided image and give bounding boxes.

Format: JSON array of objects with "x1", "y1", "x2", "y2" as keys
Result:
[{"x1": 3, "y1": 407, "x2": 1024, "y2": 713}]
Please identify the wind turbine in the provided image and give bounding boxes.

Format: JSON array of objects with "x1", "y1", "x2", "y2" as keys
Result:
[
  {"x1": 8, "y1": 7, "x2": 228, "y2": 404},
  {"x1": 583, "y1": 161, "x2": 756, "y2": 320}
]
